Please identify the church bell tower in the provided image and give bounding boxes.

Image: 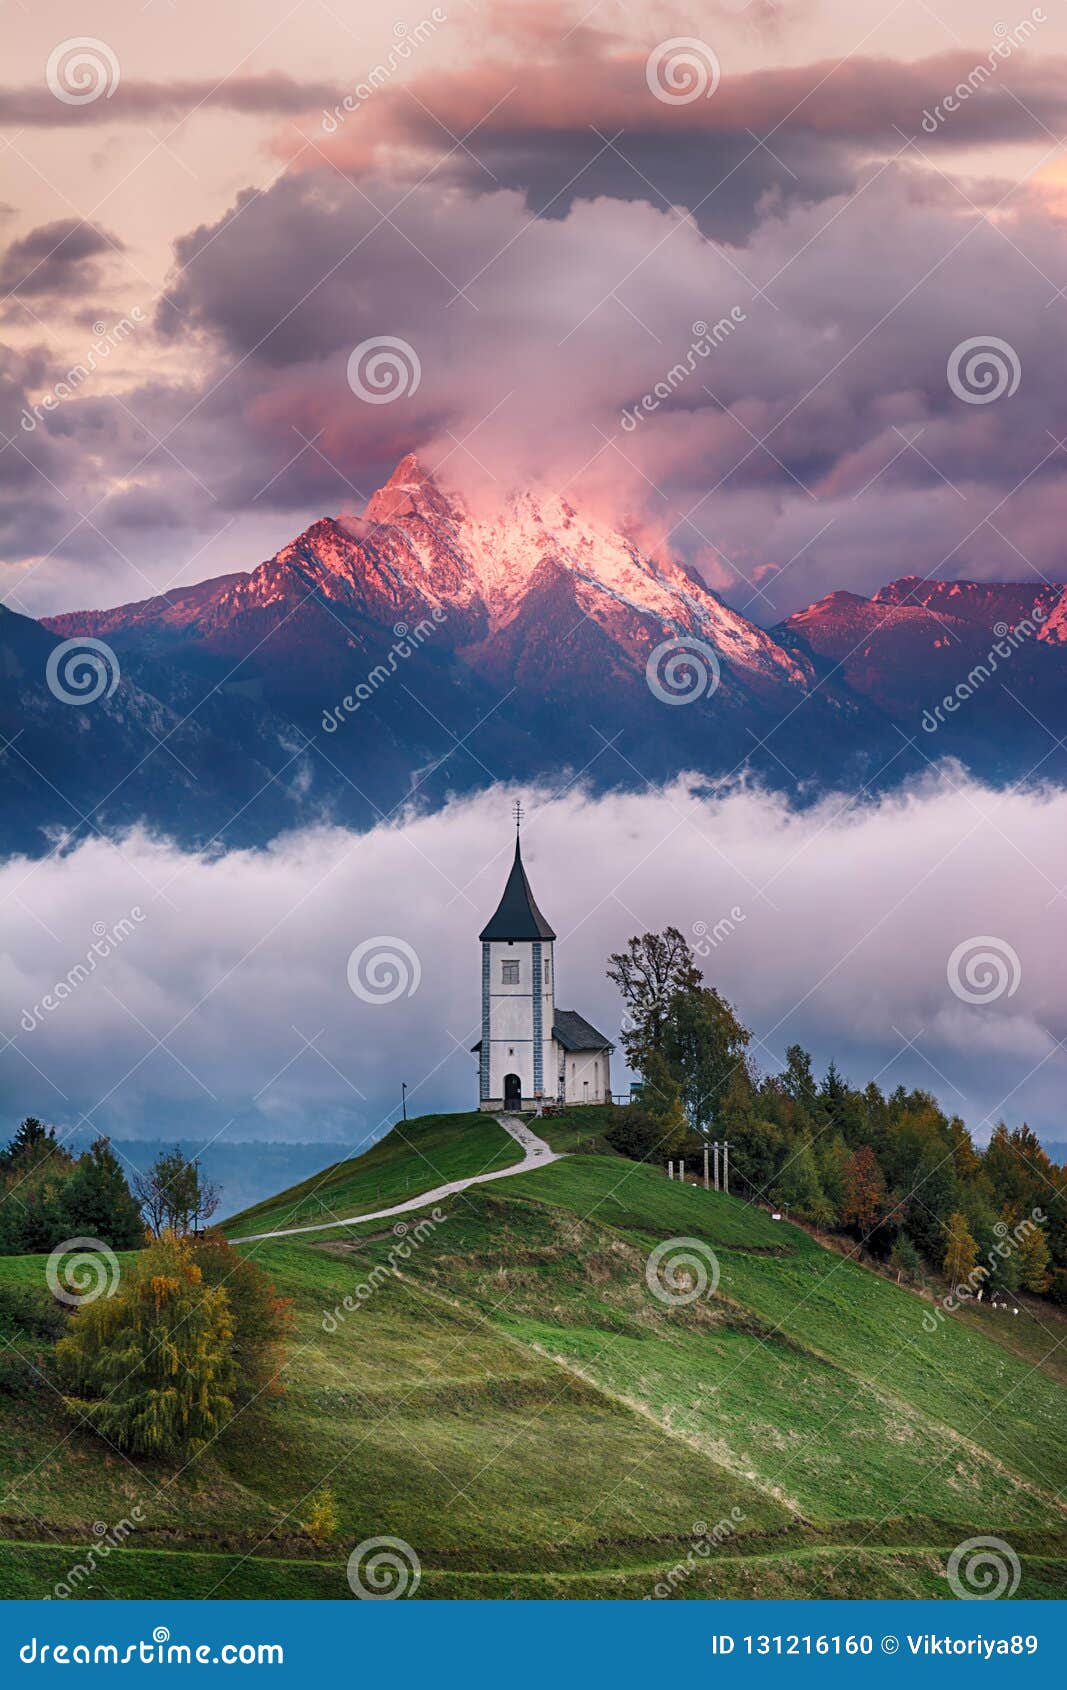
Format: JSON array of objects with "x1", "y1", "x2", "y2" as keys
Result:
[{"x1": 477, "y1": 806, "x2": 556, "y2": 1111}]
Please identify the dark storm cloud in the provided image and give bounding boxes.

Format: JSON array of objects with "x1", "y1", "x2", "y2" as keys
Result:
[
  {"x1": 434, "y1": 128, "x2": 857, "y2": 244},
  {"x1": 0, "y1": 219, "x2": 119, "y2": 298},
  {"x1": 145, "y1": 163, "x2": 1067, "y2": 594},
  {"x1": 8, "y1": 90, "x2": 1067, "y2": 613},
  {"x1": 304, "y1": 34, "x2": 1067, "y2": 238}
]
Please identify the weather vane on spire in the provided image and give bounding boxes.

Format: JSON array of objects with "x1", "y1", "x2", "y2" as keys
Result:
[{"x1": 513, "y1": 799, "x2": 524, "y2": 834}]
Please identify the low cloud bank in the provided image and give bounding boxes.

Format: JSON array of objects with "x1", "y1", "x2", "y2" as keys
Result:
[{"x1": 0, "y1": 771, "x2": 1063, "y2": 1157}]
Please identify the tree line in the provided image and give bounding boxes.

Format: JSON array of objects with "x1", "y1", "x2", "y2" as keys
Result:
[
  {"x1": 0, "y1": 1118, "x2": 221, "y2": 1254},
  {"x1": 0, "y1": 1118, "x2": 291, "y2": 1460},
  {"x1": 607, "y1": 927, "x2": 1065, "y2": 1301}
]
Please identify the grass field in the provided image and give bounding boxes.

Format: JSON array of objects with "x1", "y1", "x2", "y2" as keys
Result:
[{"x1": 0, "y1": 1110, "x2": 1064, "y2": 1600}]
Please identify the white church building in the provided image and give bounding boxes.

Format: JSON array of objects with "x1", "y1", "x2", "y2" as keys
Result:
[{"x1": 473, "y1": 832, "x2": 613, "y2": 1111}]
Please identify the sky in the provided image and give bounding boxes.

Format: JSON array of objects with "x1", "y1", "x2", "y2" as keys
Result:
[
  {"x1": 1, "y1": 2, "x2": 1066, "y2": 1167},
  {"x1": 3, "y1": 0, "x2": 1067, "y2": 621}
]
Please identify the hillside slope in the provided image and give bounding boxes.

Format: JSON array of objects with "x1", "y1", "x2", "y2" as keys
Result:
[{"x1": 0, "y1": 1112, "x2": 1064, "y2": 1600}]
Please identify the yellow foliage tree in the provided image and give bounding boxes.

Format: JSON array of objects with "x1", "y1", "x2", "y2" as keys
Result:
[
  {"x1": 942, "y1": 1210, "x2": 979, "y2": 1288},
  {"x1": 304, "y1": 1486, "x2": 340, "y2": 1545},
  {"x1": 57, "y1": 1231, "x2": 235, "y2": 1458}
]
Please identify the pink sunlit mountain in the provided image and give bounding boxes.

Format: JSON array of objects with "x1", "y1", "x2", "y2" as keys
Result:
[{"x1": 1, "y1": 454, "x2": 1060, "y2": 856}]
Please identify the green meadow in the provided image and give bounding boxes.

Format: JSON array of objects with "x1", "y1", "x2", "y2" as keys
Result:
[{"x1": 0, "y1": 1112, "x2": 1063, "y2": 1599}]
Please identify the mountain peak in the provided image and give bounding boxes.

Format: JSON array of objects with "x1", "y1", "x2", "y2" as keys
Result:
[
  {"x1": 364, "y1": 453, "x2": 456, "y2": 528},
  {"x1": 386, "y1": 451, "x2": 435, "y2": 489}
]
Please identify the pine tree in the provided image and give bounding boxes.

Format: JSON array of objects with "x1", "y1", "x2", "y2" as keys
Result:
[
  {"x1": 781, "y1": 1046, "x2": 818, "y2": 1112},
  {"x1": 1, "y1": 1117, "x2": 60, "y2": 1173},
  {"x1": 57, "y1": 1232, "x2": 235, "y2": 1458},
  {"x1": 62, "y1": 1138, "x2": 145, "y2": 1249}
]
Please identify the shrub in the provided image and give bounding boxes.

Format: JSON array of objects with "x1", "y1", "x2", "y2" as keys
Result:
[
  {"x1": 304, "y1": 1487, "x2": 340, "y2": 1545},
  {"x1": 191, "y1": 1232, "x2": 292, "y2": 1403},
  {"x1": 57, "y1": 1232, "x2": 235, "y2": 1458}
]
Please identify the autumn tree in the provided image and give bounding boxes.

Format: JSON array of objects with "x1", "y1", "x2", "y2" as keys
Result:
[
  {"x1": 1017, "y1": 1221, "x2": 1052, "y2": 1294},
  {"x1": 606, "y1": 927, "x2": 702, "y2": 1068},
  {"x1": 57, "y1": 1233, "x2": 235, "y2": 1458},
  {"x1": 191, "y1": 1232, "x2": 292, "y2": 1402},
  {"x1": 304, "y1": 1487, "x2": 340, "y2": 1545},
  {"x1": 942, "y1": 1211, "x2": 979, "y2": 1288},
  {"x1": 841, "y1": 1146, "x2": 887, "y2": 1244}
]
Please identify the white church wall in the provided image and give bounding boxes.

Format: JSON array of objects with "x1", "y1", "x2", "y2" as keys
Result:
[{"x1": 562, "y1": 1047, "x2": 611, "y2": 1105}]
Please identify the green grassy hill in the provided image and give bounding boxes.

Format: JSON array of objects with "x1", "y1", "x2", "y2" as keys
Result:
[
  {"x1": 0, "y1": 1109, "x2": 1064, "y2": 1599},
  {"x1": 226, "y1": 1111, "x2": 519, "y2": 1237}
]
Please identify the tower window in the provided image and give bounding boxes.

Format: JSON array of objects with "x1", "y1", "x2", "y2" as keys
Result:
[{"x1": 501, "y1": 960, "x2": 520, "y2": 984}]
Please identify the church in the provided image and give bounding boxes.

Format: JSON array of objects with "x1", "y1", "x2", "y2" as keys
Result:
[{"x1": 473, "y1": 827, "x2": 614, "y2": 1111}]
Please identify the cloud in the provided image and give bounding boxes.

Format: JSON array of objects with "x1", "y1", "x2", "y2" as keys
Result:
[
  {"x1": 6, "y1": 16, "x2": 1067, "y2": 619},
  {"x1": 0, "y1": 219, "x2": 120, "y2": 298},
  {"x1": 0, "y1": 73, "x2": 345, "y2": 127},
  {"x1": 0, "y1": 773, "x2": 1062, "y2": 1157},
  {"x1": 148, "y1": 161, "x2": 1067, "y2": 604},
  {"x1": 292, "y1": 33, "x2": 1067, "y2": 237}
]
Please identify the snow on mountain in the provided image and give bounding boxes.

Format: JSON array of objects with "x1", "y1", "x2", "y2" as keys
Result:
[{"x1": 23, "y1": 453, "x2": 1067, "y2": 859}]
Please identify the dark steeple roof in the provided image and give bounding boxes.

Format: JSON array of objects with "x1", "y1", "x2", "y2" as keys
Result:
[{"x1": 479, "y1": 837, "x2": 556, "y2": 942}]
